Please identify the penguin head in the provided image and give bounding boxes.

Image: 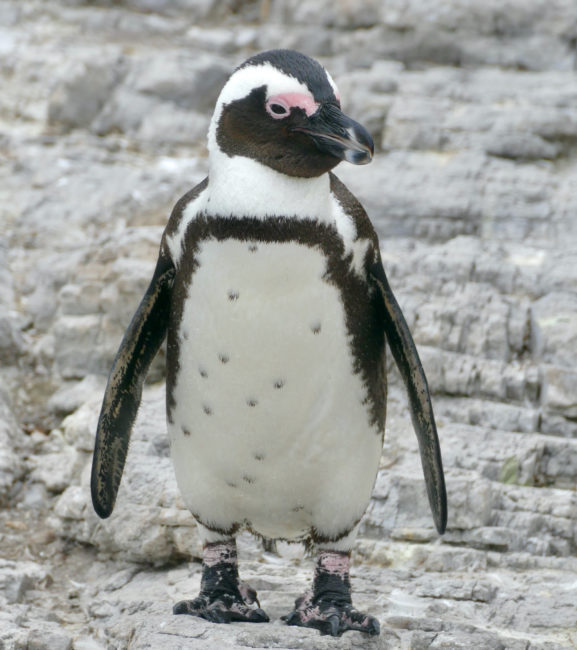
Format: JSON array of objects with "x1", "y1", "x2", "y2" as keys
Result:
[{"x1": 208, "y1": 50, "x2": 374, "y2": 179}]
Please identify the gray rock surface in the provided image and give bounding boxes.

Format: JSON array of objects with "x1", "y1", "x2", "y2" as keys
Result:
[{"x1": 1, "y1": 1, "x2": 577, "y2": 648}]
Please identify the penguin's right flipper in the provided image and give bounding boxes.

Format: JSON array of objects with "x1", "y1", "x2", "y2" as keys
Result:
[
  {"x1": 370, "y1": 259, "x2": 447, "y2": 535},
  {"x1": 91, "y1": 250, "x2": 175, "y2": 519}
]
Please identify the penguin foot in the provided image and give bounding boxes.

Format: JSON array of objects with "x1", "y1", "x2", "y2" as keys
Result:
[
  {"x1": 283, "y1": 589, "x2": 380, "y2": 636},
  {"x1": 282, "y1": 550, "x2": 380, "y2": 637},
  {"x1": 173, "y1": 540, "x2": 269, "y2": 624},
  {"x1": 173, "y1": 592, "x2": 269, "y2": 624}
]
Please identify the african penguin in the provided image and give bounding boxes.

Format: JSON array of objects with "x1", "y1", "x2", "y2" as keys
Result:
[{"x1": 91, "y1": 49, "x2": 447, "y2": 637}]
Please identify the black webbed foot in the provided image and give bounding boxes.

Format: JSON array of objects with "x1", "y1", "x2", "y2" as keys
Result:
[
  {"x1": 284, "y1": 590, "x2": 380, "y2": 636},
  {"x1": 173, "y1": 541, "x2": 269, "y2": 624},
  {"x1": 282, "y1": 551, "x2": 380, "y2": 637},
  {"x1": 173, "y1": 593, "x2": 269, "y2": 623}
]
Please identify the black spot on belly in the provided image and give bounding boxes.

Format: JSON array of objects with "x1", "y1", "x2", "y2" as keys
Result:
[
  {"x1": 273, "y1": 379, "x2": 285, "y2": 389},
  {"x1": 228, "y1": 290, "x2": 239, "y2": 301},
  {"x1": 226, "y1": 481, "x2": 237, "y2": 488},
  {"x1": 254, "y1": 452, "x2": 265, "y2": 461},
  {"x1": 292, "y1": 505, "x2": 304, "y2": 512},
  {"x1": 199, "y1": 366, "x2": 208, "y2": 378},
  {"x1": 182, "y1": 427, "x2": 192, "y2": 437},
  {"x1": 243, "y1": 475, "x2": 256, "y2": 484},
  {"x1": 202, "y1": 404, "x2": 213, "y2": 415},
  {"x1": 248, "y1": 243, "x2": 258, "y2": 252},
  {"x1": 311, "y1": 321, "x2": 322, "y2": 335},
  {"x1": 219, "y1": 353, "x2": 230, "y2": 364},
  {"x1": 246, "y1": 398, "x2": 258, "y2": 407}
]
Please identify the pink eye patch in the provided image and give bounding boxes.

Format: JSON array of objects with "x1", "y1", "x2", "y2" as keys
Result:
[{"x1": 265, "y1": 93, "x2": 320, "y2": 119}]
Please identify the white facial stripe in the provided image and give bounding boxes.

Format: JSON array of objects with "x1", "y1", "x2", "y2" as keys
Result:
[
  {"x1": 324, "y1": 68, "x2": 340, "y2": 103},
  {"x1": 218, "y1": 61, "x2": 313, "y2": 106}
]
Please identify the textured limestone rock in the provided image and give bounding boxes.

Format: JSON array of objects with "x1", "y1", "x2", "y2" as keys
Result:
[
  {"x1": 268, "y1": 0, "x2": 577, "y2": 71},
  {"x1": 0, "y1": 243, "x2": 23, "y2": 366},
  {"x1": 0, "y1": 559, "x2": 49, "y2": 605},
  {"x1": 1, "y1": 0, "x2": 577, "y2": 648},
  {"x1": 47, "y1": 60, "x2": 126, "y2": 131},
  {"x1": 0, "y1": 390, "x2": 26, "y2": 505}
]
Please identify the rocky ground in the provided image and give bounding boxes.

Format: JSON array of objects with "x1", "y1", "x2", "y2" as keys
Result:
[{"x1": 1, "y1": 1, "x2": 577, "y2": 648}]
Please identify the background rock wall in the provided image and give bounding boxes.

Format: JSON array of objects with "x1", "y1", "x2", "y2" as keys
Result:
[{"x1": 1, "y1": 1, "x2": 576, "y2": 648}]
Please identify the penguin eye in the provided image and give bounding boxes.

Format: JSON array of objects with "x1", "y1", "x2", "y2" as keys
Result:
[
  {"x1": 266, "y1": 99, "x2": 291, "y2": 120},
  {"x1": 271, "y1": 103, "x2": 287, "y2": 114}
]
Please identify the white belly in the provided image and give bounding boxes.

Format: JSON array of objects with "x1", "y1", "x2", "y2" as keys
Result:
[{"x1": 168, "y1": 238, "x2": 382, "y2": 541}]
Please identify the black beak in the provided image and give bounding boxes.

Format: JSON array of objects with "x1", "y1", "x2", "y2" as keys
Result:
[{"x1": 292, "y1": 103, "x2": 374, "y2": 165}]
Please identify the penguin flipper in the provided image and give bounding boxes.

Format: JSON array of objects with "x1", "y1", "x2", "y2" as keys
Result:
[
  {"x1": 370, "y1": 260, "x2": 447, "y2": 534},
  {"x1": 91, "y1": 251, "x2": 175, "y2": 519}
]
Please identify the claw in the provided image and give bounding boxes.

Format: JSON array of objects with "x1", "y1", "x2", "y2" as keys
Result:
[
  {"x1": 172, "y1": 601, "x2": 188, "y2": 615},
  {"x1": 367, "y1": 617, "x2": 380, "y2": 636},
  {"x1": 324, "y1": 613, "x2": 340, "y2": 637},
  {"x1": 248, "y1": 608, "x2": 270, "y2": 623}
]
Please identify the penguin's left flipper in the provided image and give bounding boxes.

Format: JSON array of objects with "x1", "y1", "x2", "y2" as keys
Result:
[
  {"x1": 370, "y1": 259, "x2": 447, "y2": 534},
  {"x1": 91, "y1": 250, "x2": 175, "y2": 519}
]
